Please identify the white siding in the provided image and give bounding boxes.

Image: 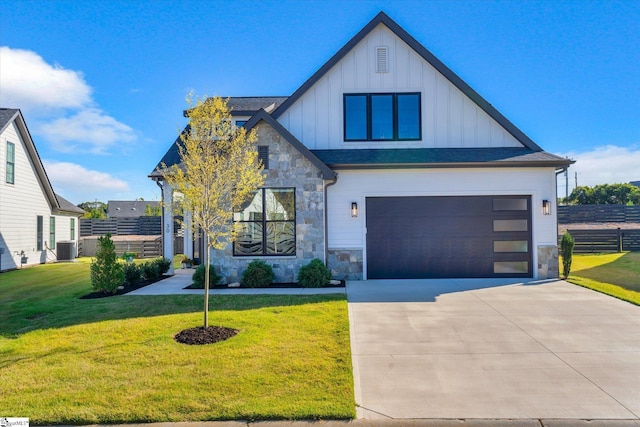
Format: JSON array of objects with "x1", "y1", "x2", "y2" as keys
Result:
[
  {"x1": 326, "y1": 167, "x2": 559, "y2": 279},
  {"x1": 278, "y1": 24, "x2": 523, "y2": 150},
  {"x1": 0, "y1": 121, "x2": 79, "y2": 271}
]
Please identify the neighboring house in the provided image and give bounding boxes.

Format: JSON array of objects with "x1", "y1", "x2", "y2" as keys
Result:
[
  {"x1": 151, "y1": 12, "x2": 573, "y2": 281},
  {"x1": 631, "y1": 181, "x2": 640, "y2": 189},
  {"x1": 0, "y1": 108, "x2": 84, "y2": 272},
  {"x1": 107, "y1": 200, "x2": 161, "y2": 218}
]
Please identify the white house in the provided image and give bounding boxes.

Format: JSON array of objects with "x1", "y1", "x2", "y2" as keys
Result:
[
  {"x1": 0, "y1": 108, "x2": 84, "y2": 271},
  {"x1": 151, "y1": 12, "x2": 573, "y2": 281}
]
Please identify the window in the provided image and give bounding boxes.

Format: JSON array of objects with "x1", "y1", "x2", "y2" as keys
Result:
[
  {"x1": 233, "y1": 188, "x2": 295, "y2": 256},
  {"x1": 36, "y1": 216, "x2": 43, "y2": 251},
  {"x1": 49, "y1": 217, "x2": 56, "y2": 250},
  {"x1": 235, "y1": 120, "x2": 247, "y2": 127},
  {"x1": 344, "y1": 93, "x2": 421, "y2": 141},
  {"x1": 70, "y1": 218, "x2": 75, "y2": 240},
  {"x1": 6, "y1": 142, "x2": 15, "y2": 184}
]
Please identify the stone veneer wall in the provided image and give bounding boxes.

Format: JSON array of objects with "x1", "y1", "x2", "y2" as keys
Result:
[
  {"x1": 537, "y1": 245, "x2": 559, "y2": 279},
  {"x1": 328, "y1": 249, "x2": 363, "y2": 280},
  {"x1": 211, "y1": 122, "x2": 326, "y2": 284}
]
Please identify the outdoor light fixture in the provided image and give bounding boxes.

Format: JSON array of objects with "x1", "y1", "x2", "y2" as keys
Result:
[
  {"x1": 542, "y1": 199, "x2": 551, "y2": 215},
  {"x1": 351, "y1": 202, "x2": 358, "y2": 217}
]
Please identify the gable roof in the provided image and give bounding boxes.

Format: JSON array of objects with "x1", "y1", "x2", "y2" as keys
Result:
[
  {"x1": 244, "y1": 109, "x2": 337, "y2": 180},
  {"x1": 0, "y1": 108, "x2": 84, "y2": 216},
  {"x1": 183, "y1": 97, "x2": 289, "y2": 117},
  {"x1": 271, "y1": 11, "x2": 543, "y2": 152}
]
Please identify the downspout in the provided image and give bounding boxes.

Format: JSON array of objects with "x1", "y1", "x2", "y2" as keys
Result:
[
  {"x1": 154, "y1": 178, "x2": 165, "y2": 257},
  {"x1": 324, "y1": 175, "x2": 338, "y2": 266}
]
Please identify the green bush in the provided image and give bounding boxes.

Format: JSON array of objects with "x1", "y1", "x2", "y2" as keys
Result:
[
  {"x1": 141, "y1": 261, "x2": 160, "y2": 281},
  {"x1": 560, "y1": 231, "x2": 575, "y2": 279},
  {"x1": 191, "y1": 264, "x2": 221, "y2": 289},
  {"x1": 90, "y1": 233, "x2": 124, "y2": 294},
  {"x1": 297, "y1": 258, "x2": 331, "y2": 288},
  {"x1": 123, "y1": 263, "x2": 142, "y2": 286},
  {"x1": 154, "y1": 258, "x2": 171, "y2": 275},
  {"x1": 242, "y1": 260, "x2": 275, "y2": 288}
]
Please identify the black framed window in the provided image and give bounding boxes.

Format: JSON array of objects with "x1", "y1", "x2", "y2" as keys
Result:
[
  {"x1": 233, "y1": 188, "x2": 295, "y2": 256},
  {"x1": 6, "y1": 142, "x2": 15, "y2": 184},
  {"x1": 344, "y1": 93, "x2": 421, "y2": 141},
  {"x1": 36, "y1": 216, "x2": 43, "y2": 251}
]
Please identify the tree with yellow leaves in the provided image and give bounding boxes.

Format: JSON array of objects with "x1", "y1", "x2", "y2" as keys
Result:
[{"x1": 160, "y1": 94, "x2": 264, "y2": 330}]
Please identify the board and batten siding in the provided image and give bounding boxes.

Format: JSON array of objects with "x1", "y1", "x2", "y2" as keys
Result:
[
  {"x1": 278, "y1": 24, "x2": 523, "y2": 150},
  {"x1": 0, "y1": 121, "x2": 77, "y2": 271},
  {"x1": 326, "y1": 167, "x2": 558, "y2": 279}
]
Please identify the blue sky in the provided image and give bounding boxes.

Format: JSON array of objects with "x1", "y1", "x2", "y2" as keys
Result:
[{"x1": 1, "y1": 0, "x2": 639, "y2": 204}]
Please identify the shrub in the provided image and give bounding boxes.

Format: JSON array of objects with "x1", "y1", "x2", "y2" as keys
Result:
[
  {"x1": 242, "y1": 260, "x2": 275, "y2": 288},
  {"x1": 154, "y1": 258, "x2": 171, "y2": 275},
  {"x1": 191, "y1": 264, "x2": 221, "y2": 289},
  {"x1": 90, "y1": 233, "x2": 124, "y2": 294},
  {"x1": 560, "y1": 231, "x2": 575, "y2": 279},
  {"x1": 141, "y1": 261, "x2": 160, "y2": 281},
  {"x1": 297, "y1": 258, "x2": 331, "y2": 288},
  {"x1": 123, "y1": 263, "x2": 142, "y2": 286}
]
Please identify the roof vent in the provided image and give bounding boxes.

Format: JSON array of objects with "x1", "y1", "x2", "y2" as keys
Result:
[{"x1": 376, "y1": 46, "x2": 388, "y2": 73}]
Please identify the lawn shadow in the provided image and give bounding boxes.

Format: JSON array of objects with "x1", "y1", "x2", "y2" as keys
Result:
[{"x1": 571, "y1": 251, "x2": 640, "y2": 292}]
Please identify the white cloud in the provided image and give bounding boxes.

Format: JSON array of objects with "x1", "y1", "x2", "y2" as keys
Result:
[
  {"x1": 39, "y1": 109, "x2": 136, "y2": 154},
  {"x1": 560, "y1": 145, "x2": 640, "y2": 189},
  {"x1": 44, "y1": 160, "x2": 129, "y2": 199},
  {"x1": 0, "y1": 46, "x2": 136, "y2": 155},
  {"x1": 0, "y1": 46, "x2": 92, "y2": 112}
]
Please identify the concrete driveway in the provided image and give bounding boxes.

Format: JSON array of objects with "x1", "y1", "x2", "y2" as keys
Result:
[{"x1": 346, "y1": 278, "x2": 640, "y2": 421}]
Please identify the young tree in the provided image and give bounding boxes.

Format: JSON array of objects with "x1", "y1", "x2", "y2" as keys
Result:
[
  {"x1": 560, "y1": 231, "x2": 575, "y2": 279},
  {"x1": 160, "y1": 94, "x2": 264, "y2": 328}
]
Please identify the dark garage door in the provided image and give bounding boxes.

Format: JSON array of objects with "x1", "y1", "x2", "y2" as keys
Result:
[{"x1": 366, "y1": 196, "x2": 532, "y2": 279}]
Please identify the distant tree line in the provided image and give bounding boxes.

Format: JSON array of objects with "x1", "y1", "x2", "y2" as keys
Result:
[{"x1": 565, "y1": 183, "x2": 640, "y2": 205}]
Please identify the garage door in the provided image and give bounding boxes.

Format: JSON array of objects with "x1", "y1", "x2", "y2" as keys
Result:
[{"x1": 366, "y1": 196, "x2": 532, "y2": 279}]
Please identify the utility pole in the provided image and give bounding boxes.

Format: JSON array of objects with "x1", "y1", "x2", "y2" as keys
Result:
[{"x1": 575, "y1": 171, "x2": 578, "y2": 189}]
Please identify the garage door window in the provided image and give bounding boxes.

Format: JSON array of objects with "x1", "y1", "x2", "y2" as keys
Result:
[
  {"x1": 493, "y1": 219, "x2": 528, "y2": 232},
  {"x1": 494, "y1": 261, "x2": 529, "y2": 274},
  {"x1": 493, "y1": 240, "x2": 528, "y2": 252}
]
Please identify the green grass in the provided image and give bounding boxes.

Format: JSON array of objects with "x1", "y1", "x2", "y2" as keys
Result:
[
  {"x1": 0, "y1": 260, "x2": 354, "y2": 424},
  {"x1": 565, "y1": 252, "x2": 640, "y2": 305}
]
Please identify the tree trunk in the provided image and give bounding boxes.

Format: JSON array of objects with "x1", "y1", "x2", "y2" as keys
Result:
[{"x1": 204, "y1": 243, "x2": 210, "y2": 328}]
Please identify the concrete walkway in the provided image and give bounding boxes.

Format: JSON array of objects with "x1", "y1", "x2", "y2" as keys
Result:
[
  {"x1": 347, "y1": 278, "x2": 640, "y2": 420},
  {"x1": 127, "y1": 268, "x2": 345, "y2": 296}
]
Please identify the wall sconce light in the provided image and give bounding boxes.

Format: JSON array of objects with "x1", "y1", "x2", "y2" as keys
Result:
[
  {"x1": 542, "y1": 199, "x2": 550, "y2": 215},
  {"x1": 351, "y1": 202, "x2": 358, "y2": 218}
]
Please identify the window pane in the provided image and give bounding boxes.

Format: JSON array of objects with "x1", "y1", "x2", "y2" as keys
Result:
[
  {"x1": 6, "y1": 142, "x2": 15, "y2": 184},
  {"x1": 493, "y1": 240, "x2": 528, "y2": 253},
  {"x1": 265, "y1": 188, "x2": 295, "y2": 220},
  {"x1": 37, "y1": 216, "x2": 43, "y2": 251},
  {"x1": 493, "y1": 198, "x2": 528, "y2": 211},
  {"x1": 234, "y1": 191, "x2": 262, "y2": 221},
  {"x1": 493, "y1": 219, "x2": 528, "y2": 232},
  {"x1": 266, "y1": 222, "x2": 295, "y2": 255},
  {"x1": 70, "y1": 218, "x2": 75, "y2": 240},
  {"x1": 371, "y1": 95, "x2": 393, "y2": 140},
  {"x1": 494, "y1": 261, "x2": 529, "y2": 274},
  {"x1": 234, "y1": 222, "x2": 264, "y2": 255},
  {"x1": 49, "y1": 217, "x2": 56, "y2": 249},
  {"x1": 397, "y1": 94, "x2": 420, "y2": 139},
  {"x1": 344, "y1": 95, "x2": 367, "y2": 140}
]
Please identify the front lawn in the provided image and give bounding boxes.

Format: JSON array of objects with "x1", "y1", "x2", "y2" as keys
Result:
[
  {"x1": 0, "y1": 261, "x2": 354, "y2": 424},
  {"x1": 566, "y1": 252, "x2": 640, "y2": 305}
]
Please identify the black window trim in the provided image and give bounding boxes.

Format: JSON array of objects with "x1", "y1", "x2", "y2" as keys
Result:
[
  {"x1": 343, "y1": 92, "x2": 422, "y2": 142},
  {"x1": 233, "y1": 187, "x2": 296, "y2": 257}
]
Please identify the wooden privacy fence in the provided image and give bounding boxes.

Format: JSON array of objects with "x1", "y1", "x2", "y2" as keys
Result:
[
  {"x1": 80, "y1": 216, "x2": 161, "y2": 237},
  {"x1": 558, "y1": 205, "x2": 640, "y2": 224},
  {"x1": 560, "y1": 229, "x2": 640, "y2": 253},
  {"x1": 79, "y1": 236, "x2": 162, "y2": 258}
]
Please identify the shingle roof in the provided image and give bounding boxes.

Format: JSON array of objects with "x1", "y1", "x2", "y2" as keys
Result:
[
  {"x1": 108, "y1": 200, "x2": 159, "y2": 217},
  {"x1": 0, "y1": 108, "x2": 19, "y2": 133},
  {"x1": 55, "y1": 194, "x2": 85, "y2": 215},
  {"x1": 183, "y1": 97, "x2": 289, "y2": 117},
  {"x1": 311, "y1": 148, "x2": 574, "y2": 169}
]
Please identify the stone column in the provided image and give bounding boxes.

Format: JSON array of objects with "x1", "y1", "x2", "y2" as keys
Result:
[{"x1": 161, "y1": 182, "x2": 174, "y2": 275}]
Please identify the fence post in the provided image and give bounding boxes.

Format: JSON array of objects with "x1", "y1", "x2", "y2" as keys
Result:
[{"x1": 617, "y1": 227, "x2": 622, "y2": 252}]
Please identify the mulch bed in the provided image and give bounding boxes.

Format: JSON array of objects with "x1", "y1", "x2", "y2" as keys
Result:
[
  {"x1": 174, "y1": 326, "x2": 239, "y2": 345},
  {"x1": 185, "y1": 280, "x2": 346, "y2": 290},
  {"x1": 80, "y1": 275, "x2": 171, "y2": 299}
]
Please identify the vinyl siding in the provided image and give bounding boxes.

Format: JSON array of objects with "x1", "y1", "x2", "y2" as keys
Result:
[{"x1": 278, "y1": 24, "x2": 523, "y2": 150}]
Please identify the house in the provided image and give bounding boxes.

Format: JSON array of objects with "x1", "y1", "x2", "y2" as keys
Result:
[
  {"x1": 151, "y1": 12, "x2": 573, "y2": 281},
  {"x1": 107, "y1": 200, "x2": 161, "y2": 218},
  {"x1": 0, "y1": 108, "x2": 84, "y2": 271}
]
